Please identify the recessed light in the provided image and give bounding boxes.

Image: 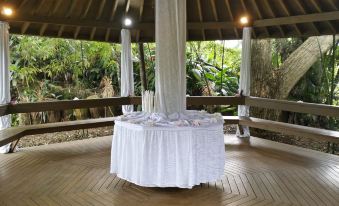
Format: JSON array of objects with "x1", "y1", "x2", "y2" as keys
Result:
[
  {"x1": 124, "y1": 18, "x2": 132, "y2": 27},
  {"x1": 239, "y1": 16, "x2": 249, "y2": 25},
  {"x1": 2, "y1": 7, "x2": 13, "y2": 16}
]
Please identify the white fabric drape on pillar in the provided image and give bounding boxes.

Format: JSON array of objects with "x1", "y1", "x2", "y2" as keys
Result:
[
  {"x1": 154, "y1": 0, "x2": 186, "y2": 114},
  {"x1": 0, "y1": 22, "x2": 11, "y2": 153},
  {"x1": 237, "y1": 27, "x2": 252, "y2": 138},
  {"x1": 120, "y1": 29, "x2": 134, "y2": 114}
]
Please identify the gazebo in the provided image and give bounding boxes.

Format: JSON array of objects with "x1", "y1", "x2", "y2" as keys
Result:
[{"x1": 0, "y1": 0, "x2": 338, "y2": 205}]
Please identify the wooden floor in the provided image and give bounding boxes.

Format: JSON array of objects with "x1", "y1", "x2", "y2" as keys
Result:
[{"x1": 0, "y1": 135, "x2": 338, "y2": 206}]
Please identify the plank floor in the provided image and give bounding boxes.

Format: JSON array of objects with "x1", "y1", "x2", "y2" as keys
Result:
[{"x1": 0, "y1": 135, "x2": 338, "y2": 206}]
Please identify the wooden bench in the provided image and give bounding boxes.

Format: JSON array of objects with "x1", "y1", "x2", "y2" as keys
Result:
[
  {"x1": 223, "y1": 116, "x2": 240, "y2": 124},
  {"x1": 0, "y1": 117, "x2": 115, "y2": 151},
  {"x1": 239, "y1": 116, "x2": 339, "y2": 144}
]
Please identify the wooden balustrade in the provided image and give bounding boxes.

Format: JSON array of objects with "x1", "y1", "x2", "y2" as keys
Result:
[
  {"x1": 0, "y1": 96, "x2": 338, "y2": 152},
  {"x1": 0, "y1": 96, "x2": 244, "y2": 116},
  {"x1": 4, "y1": 97, "x2": 131, "y2": 114},
  {"x1": 3, "y1": 96, "x2": 337, "y2": 117},
  {"x1": 245, "y1": 96, "x2": 339, "y2": 117}
]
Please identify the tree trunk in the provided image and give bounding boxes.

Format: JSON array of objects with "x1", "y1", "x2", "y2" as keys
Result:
[
  {"x1": 138, "y1": 43, "x2": 147, "y2": 92},
  {"x1": 250, "y1": 39, "x2": 281, "y2": 120},
  {"x1": 330, "y1": 37, "x2": 337, "y2": 105},
  {"x1": 251, "y1": 39, "x2": 273, "y2": 98},
  {"x1": 278, "y1": 35, "x2": 338, "y2": 99},
  {"x1": 250, "y1": 36, "x2": 337, "y2": 120}
]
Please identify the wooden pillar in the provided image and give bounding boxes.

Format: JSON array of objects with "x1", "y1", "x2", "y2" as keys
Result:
[
  {"x1": 237, "y1": 27, "x2": 252, "y2": 138},
  {"x1": 120, "y1": 29, "x2": 134, "y2": 114},
  {"x1": 0, "y1": 21, "x2": 11, "y2": 153}
]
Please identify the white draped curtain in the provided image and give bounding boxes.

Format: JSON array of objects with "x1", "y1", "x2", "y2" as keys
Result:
[
  {"x1": 154, "y1": 0, "x2": 186, "y2": 114},
  {"x1": 0, "y1": 22, "x2": 11, "y2": 153},
  {"x1": 120, "y1": 29, "x2": 134, "y2": 114},
  {"x1": 237, "y1": 27, "x2": 252, "y2": 138}
]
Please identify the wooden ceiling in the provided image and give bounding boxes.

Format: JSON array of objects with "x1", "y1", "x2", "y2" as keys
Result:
[{"x1": 0, "y1": 0, "x2": 338, "y2": 42}]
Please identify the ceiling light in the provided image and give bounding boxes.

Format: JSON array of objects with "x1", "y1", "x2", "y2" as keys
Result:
[
  {"x1": 124, "y1": 18, "x2": 132, "y2": 27},
  {"x1": 239, "y1": 16, "x2": 249, "y2": 25},
  {"x1": 1, "y1": 7, "x2": 13, "y2": 16}
]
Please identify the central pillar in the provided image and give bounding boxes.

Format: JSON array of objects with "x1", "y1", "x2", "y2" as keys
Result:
[{"x1": 154, "y1": 0, "x2": 186, "y2": 114}]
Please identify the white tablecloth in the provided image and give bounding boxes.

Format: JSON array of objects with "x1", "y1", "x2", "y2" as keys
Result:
[{"x1": 110, "y1": 121, "x2": 225, "y2": 188}]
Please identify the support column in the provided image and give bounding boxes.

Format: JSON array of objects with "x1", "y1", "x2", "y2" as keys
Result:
[
  {"x1": 0, "y1": 22, "x2": 11, "y2": 153},
  {"x1": 154, "y1": 0, "x2": 186, "y2": 114},
  {"x1": 120, "y1": 29, "x2": 134, "y2": 114},
  {"x1": 237, "y1": 27, "x2": 252, "y2": 138}
]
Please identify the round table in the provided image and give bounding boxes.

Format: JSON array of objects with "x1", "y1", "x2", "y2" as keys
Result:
[{"x1": 110, "y1": 120, "x2": 225, "y2": 188}]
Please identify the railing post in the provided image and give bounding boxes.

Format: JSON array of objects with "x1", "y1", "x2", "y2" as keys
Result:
[
  {"x1": 237, "y1": 27, "x2": 252, "y2": 138},
  {"x1": 0, "y1": 21, "x2": 11, "y2": 153}
]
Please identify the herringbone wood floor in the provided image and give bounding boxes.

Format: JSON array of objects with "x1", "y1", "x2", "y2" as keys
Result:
[{"x1": 0, "y1": 135, "x2": 338, "y2": 206}]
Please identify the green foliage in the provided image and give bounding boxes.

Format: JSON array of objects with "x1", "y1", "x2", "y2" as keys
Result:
[
  {"x1": 187, "y1": 41, "x2": 240, "y2": 96},
  {"x1": 9, "y1": 35, "x2": 243, "y2": 117},
  {"x1": 9, "y1": 34, "x2": 337, "y2": 129},
  {"x1": 9, "y1": 35, "x2": 121, "y2": 102}
]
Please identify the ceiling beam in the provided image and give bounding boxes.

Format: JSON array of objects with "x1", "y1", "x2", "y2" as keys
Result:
[
  {"x1": 18, "y1": 0, "x2": 29, "y2": 10},
  {"x1": 96, "y1": 0, "x2": 106, "y2": 20},
  {"x1": 325, "y1": 0, "x2": 338, "y2": 10},
  {"x1": 2, "y1": 11, "x2": 339, "y2": 32},
  {"x1": 224, "y1": 0, "x2": 239, "y2": 38},
  {"x1": 278, "y1": 0, "x2": 302, "y2": 36},
  {"x1": 294, "y1": 0, "x2": 320, "y2": 35},
  {"x1": 309, "y1": 0, "x2": 336, "y2": 33},
  {"x1": 263, "y1": 0, "x2": 285, "y2": 37},
  {"x1": 196, "y1": 0, "x2": 206, "y2": 41},
  {"x1": 251, "y1": 0, "x2": 270, "y2": 37},
  {"x1": 32, "y1": 0, "x2": 46, "y2": 16},
  {"x1": 65, "y1": 0, "x2": 77, "y2": 18},
  {"x1": 110, "y1": 0, "x2": 124, "y2": 21},
  {"x1": 135, "y1": 0, "x2": 145, "y2": 42},
  {"x1": 90, "y1": 27, "x2": 96, "y2": 40},
  {"x1": 20, "y1": 22, "x2": 30, "y2": 34},
  {"x1": 58, "y1": 25, "x2": 64, "y2": 37},
  {"x1": 82, "y1": 0, "x2": 93, "y2": 19},
  {"x1": 253, "y1": 11, "x2": 339, "y2": 27},
  {"x1": 105, "y1": 28, "x2": 111, "y2": 41},
  {"x1": 74, "y1": 0, "x2": 94, "y2": 43},
  {"x1": 210, "y1": 0, "x2": 222, "y2": 39},
  {"x1": 51, "y1": 0, "x2": 62, "y2": 16},
  {"x1": 39, "y1": 23, "x2": 48, "y2": 36},
  {"x1": 74, "y1": 27, "x2": 81, "y2": 39}
]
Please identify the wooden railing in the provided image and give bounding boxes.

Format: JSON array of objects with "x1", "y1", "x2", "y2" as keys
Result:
[
  {"x1": 0, "y1": 96, "x2": 338, "y2": 153},
  {"x1": 1, "y1": 96, "x2": 337, "y2": 117},
  {"x1": 0, "y1": 96, "x2": 244, "y2": 115},
  {"x1": 245, "y1": 96, "x2": 339, "y2": 117}
]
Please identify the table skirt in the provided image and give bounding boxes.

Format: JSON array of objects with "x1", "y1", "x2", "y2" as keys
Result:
[{"x1": 110, "y1": 121, "x2": 225, "y2": 188}]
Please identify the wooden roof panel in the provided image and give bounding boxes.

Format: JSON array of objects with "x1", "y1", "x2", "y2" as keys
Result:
[
  {"x1": 0, "y1": 0, "x2": 338, "y2": 42},
  {"x1": 215, "y1": 1, "x2": 229, "y2": 22},
  {"x1": 201, "y1": 0, "x2": 216, "y2": 22},
  {"x1": 186, "y1": 0, "x2": 200, "y2": 22}
]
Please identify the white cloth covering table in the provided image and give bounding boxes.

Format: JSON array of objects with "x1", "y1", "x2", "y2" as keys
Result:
[{"x1": 110, "y1": 118, "x2": 225, "y2": 188}]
